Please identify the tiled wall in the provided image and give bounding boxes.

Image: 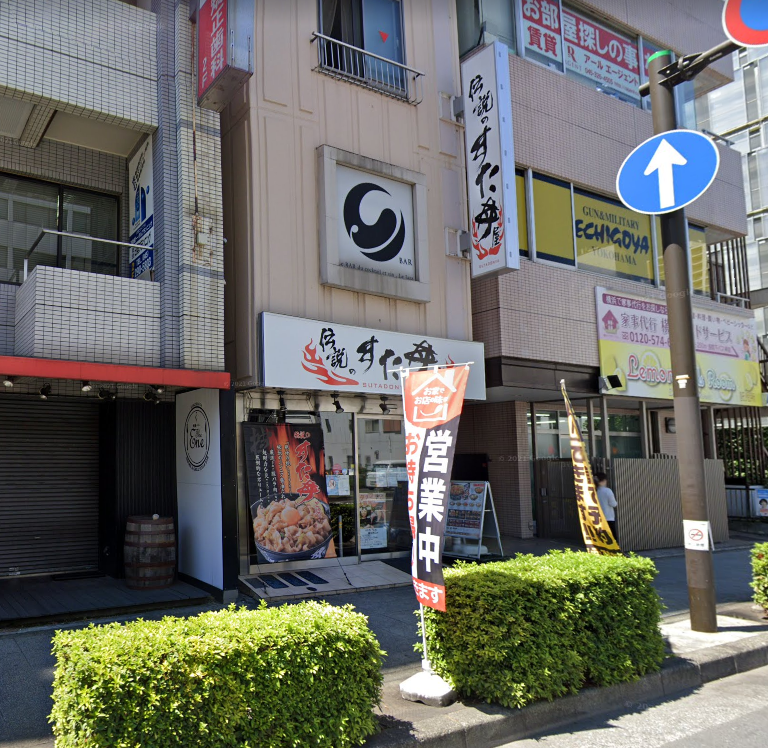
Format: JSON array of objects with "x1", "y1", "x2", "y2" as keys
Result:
[
  {"x1": 14, "y1": 266, "x2": 160, "y2": 365},
  {"x1": 0, "y1": 0, "x2": 157, "y2": 130},
  {"x1": 456, "y1": 400, "x2": 534, "y2": 539},
  {"x1": 0, "y1": 284, "x2": 14, "y2": 355},
  {"x1": 472, "y1": 258, "x2": 757, "y2": 366}
]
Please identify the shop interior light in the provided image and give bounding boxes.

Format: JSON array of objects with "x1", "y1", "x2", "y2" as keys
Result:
[
  {"x1": 2, "y1": 376, "x2": 13, "y2": 388},
  {"x1": 81, "y1": 381, "x2": 92, "y2": 393},
  {"x1": 332, "y1": 393, "x2": 344, "y2": 413},
  {"x1": 380, "y1": 396, "x2": 391, "y2": 415},
  {"x1": 98, "y1": 388, "x2": 116, "y2": 401},
  {"x1": 39, "y1": 384, "x2": 51, "y2": 400}
]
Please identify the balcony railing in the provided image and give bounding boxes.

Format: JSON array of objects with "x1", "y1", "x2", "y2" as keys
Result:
[
  {"x1": 708, "y1": 237, "x2": 750, "y2": 307},
  {"x1": 9, "y1": 229, "x2": 149, "y2": 283},
  {"x1": 311, "y1": 32, "x2": 424, "y2": 105}
]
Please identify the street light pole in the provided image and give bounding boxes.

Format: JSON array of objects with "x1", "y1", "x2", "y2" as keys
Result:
[{"x1": 648, "y1": 50, "x2": 717, "y2": 633}]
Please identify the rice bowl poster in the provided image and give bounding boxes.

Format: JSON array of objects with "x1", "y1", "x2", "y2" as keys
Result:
[
  {"x1": 242, "y1": 423, "x2": 336, "y2": 563},
  {"x1": 596, "y1": 287, "x2": 761, "y2": 407}
]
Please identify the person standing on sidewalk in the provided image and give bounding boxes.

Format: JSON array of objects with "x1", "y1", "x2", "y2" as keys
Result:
[{"x1": 595, "y1": 471, "x2": 618, "y2": 542}]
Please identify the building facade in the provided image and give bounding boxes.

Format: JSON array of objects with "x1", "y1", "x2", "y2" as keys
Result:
[
  {"x1": 452, "y1": 0, "x2": 760, "y2": 546},
  {"x1": 0, "y1": 0, "x2": 237, "y2": 602}
]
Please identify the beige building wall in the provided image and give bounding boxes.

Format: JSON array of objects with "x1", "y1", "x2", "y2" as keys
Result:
[{"x1": 221, "y1": 0, "x2": 471, "y2": 384}]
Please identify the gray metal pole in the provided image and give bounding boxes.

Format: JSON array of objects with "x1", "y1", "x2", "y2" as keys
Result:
[
  {"x1": 587, "y1": 399, "x2": 597, "y2": 458},
  {"x1": 649, "y1": 51, "x2": 717, "y2": 632},
  {"x1": 600, "y1": 395, "x2": 611, "y2": 461},
  {"x1": 639, "y1": 401, "x2": 650, "y2": 459}
]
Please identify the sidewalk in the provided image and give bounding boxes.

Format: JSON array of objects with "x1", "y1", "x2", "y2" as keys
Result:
[{"x1": 0, "y1": 546, "x2": 764, "y2": 748}]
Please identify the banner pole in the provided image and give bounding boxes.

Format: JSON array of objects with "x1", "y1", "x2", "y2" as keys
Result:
[{"x1": 420, "y1": 603, "x2": 431, "y2": 673}]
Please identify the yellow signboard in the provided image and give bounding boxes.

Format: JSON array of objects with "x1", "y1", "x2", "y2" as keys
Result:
[
  {"x1": 574, "y1": 190, "x2": 654, "y2": 283},
  {"x1": 597, "y1": 287, "x2": 761, "y2": 407}
]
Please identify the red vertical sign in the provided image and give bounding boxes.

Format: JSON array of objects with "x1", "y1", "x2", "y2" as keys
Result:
[
  {"x1": 198, "y1": 0, "x2": 229, "y2": 101},
  {"x1": 402, "y1": 366, "x2": 470, "y2": 612}
]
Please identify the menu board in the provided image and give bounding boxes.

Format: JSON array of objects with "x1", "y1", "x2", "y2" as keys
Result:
[
  {"x1": 445, "y1": 481, "x2": 487, "y2": 540},
  {"x1": 359, "y1": 492, "x2": 389, "y2": 550}
]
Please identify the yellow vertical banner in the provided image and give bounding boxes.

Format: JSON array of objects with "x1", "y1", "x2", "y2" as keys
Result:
[{"x1": 560, "y1": 381, "x2": 621, "y2": 555}]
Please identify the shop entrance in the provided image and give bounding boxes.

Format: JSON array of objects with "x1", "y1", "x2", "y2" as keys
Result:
[{"x1": 0, "y1": 399, "x2": 100, "y2": 577}]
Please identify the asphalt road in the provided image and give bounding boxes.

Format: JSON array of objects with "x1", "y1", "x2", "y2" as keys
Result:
[{"x1": 504, "y1": 664, "x2": 768, "y2": 748}]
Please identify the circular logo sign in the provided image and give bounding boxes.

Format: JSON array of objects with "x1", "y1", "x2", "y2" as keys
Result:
[
  {"x1": 343, "y1": 182, "x2": 406, "y2": 262},
  {"x1": 688, "y1": 529, "x2": 704, "y2": 542},
  {"x1": 184, "y1": 403, "x2": 210, "y2": 471}
]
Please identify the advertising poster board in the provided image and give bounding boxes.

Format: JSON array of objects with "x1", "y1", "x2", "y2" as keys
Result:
[
  {"x1": 128, "y1": 137, "x2": 154, "y2": 279},
  {"x1": 242, "y1": 423, "x2": 336, "y2": 563},
  {"x1": 359, "y1": 492, "x2": 389, "y2": 550},
  {"x1": 597, "y1": 287, "x2": 761, "y2": 407},
  {"x1": 445, "y1": 481, "x2": 486, "y2": 541}
]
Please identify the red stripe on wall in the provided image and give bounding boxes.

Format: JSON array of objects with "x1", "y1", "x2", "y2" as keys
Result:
[{"x1": 0, "y1": 355, "x2": 230, "y2": 390}]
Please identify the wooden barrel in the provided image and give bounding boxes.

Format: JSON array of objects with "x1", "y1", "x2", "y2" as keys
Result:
[{"x1": 124, "y1": 516, "x2": 176, "y2": 590}]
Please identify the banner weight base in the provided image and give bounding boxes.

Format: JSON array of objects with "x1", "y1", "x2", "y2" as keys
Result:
[{"x1": 399, "y1": 671, "x2": 458, "y2": 708}]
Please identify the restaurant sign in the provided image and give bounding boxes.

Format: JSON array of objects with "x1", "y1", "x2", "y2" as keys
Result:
[
  {"x1": 261, "y1": 313, "x2": 486, "y2": 400},
  {"x1": 597, "y1": 287, "x2": 761, "y2": 406},
  {"x1": 461, "y1": 42, "x2": 519, "y2": 278}
]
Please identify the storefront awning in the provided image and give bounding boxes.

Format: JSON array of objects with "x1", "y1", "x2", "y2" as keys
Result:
[{"x1": 0, "y1": 355, "x2": 230, "y2": 390}]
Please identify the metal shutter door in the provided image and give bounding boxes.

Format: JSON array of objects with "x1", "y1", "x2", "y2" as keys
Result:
[{"x1": 0, "y1": 400, "x2": 100, "y2": 576}]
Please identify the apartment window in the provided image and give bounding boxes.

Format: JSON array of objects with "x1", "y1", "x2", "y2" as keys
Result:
[
  {"x1": 0, "y1": 173, "x2": 118, "y2": 284},
  {"x1": 744, "y1": 63, "x2": 760, "y2": 122},
  {"x1": 318, "y1": 0, "x2": 407, "y2": 89},
  {"x1": 456, "y1": 0, "x2": 483, "y2": 57}
]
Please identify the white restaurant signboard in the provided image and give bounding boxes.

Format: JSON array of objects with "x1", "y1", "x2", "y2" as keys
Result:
[
  {"x1": 461, "y1": 42, "x2": 519, "y2": 278},
  {"x1": 261, "y1": 313, "x2": 486, "y2": 401}
]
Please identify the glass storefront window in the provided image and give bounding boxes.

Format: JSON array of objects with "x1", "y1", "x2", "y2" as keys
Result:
[
  {"x1": 358, "y1": 416, "x2": 409, "y2": 554},
  {"x1": 321, "y1": 412, "x2": 358, "y2": 558}
]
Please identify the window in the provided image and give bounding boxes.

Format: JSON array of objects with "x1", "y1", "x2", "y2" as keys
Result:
[
  {"x1": 519, "y1": 0, "x2": 563, "y2": 72},
  {"x1": 364, "y1": 419, "x2": 381, "y2": 434},
  {"x1": 515, "y1": 169, "x2": 529, "y2": 257},
  {"x1": 318, "y1": 0, "x2": 410, "y2": 97},
  {"x1": 532, "y1": 173, "x2": 574, "y2": 265},
  {"x1": 0, "y1": 173, "x2": 118, "y2": 283}
]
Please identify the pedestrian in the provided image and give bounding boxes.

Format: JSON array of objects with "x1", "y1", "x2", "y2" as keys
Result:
[{"x1": 594, "y1": 471, "x2": 618, "y2": 543}]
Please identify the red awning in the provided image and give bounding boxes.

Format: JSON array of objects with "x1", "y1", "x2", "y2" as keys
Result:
[{"x1": 0, "y1": 355, "x2": 230, "y2": 390}]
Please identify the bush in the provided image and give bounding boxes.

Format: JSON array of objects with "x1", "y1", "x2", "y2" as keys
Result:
[
  {"x1": 752, "y1": 542, "x2": 768, "y2": 611},
  {"x1": 50, "y1": 602, "x2": 383, "y2": 748},
  {"x1": 421, "y1": 551, "x2": 664, "y2": 708}
]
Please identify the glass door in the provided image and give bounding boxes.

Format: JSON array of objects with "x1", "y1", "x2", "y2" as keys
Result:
[{"x1": 356, "y1": 414, "x2": 409, "y2": 556}]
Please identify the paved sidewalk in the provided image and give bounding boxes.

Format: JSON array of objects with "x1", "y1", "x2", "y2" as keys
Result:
[{"x1": 0, "y1": 546, "x2": 762, "y2": 747}]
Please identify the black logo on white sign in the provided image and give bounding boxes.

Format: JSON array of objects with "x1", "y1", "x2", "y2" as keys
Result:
[
  {"x1": 343, "y1": 182, "x2": 406, "y2": 263},
  {"x1": 184, "y1": 403, "x2": 210, "y2": 471}
]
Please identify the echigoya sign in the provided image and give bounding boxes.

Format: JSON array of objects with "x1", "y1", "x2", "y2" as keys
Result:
[
  {"x1": 596, "y1": 287, "x2": 761, "y2": 407},
  {"x1": 519, "y1": 171, "x2": 708, "y2": 290}
]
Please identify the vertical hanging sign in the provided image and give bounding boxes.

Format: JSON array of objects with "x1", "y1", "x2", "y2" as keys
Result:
[
  {"x1": 402, "y1": 365, "x2": 470, "y2": 611},
  {"x1": 128, "y1": 138, "x2": 154, "y2": 279},
  {"x1": 560, "y1": 380, "x2": 621, "y2": 555},
  {"x1": 198, "y1": 0, "x2": 228, "y2": 102},
  {"x1": 461, "y1": 42, "x2": 519, "y2": 278}
]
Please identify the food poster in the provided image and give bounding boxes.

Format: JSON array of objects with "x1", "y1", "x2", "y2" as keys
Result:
[
  {"x1": 242, "y1": 423, "x2": 335, "y2": 563},
  {"x1": 445, "y1": 482, "x2": 486, "y2": 541},
  {"x1": 359, "y1": 492, "x2": 389, "y2": 550}
]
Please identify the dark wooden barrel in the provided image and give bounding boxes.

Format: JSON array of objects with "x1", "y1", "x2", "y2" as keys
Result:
[{"x1": 124, "y1": 516, "x2": 176, "y2": 590}]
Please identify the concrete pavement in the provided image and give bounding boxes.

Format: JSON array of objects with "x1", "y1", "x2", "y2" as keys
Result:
[
  {"x1": 0, "y1": 546, "x2": 763, "y2": 747},
  {"x1": 503, "y1": 664, "x2": 768, "y2": 747}
]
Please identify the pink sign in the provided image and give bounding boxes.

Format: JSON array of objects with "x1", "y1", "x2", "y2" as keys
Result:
[{"x1": 562, "y1": 8, "x2": 640, "y2": 101}]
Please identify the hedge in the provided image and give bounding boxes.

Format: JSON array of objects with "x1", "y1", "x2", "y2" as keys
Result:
[
  {"x1": 50, "y1": 602, "x2": 384, "y2": 748},
  {"x1": 752, "y1": 542, "x2": 768, "y2": 611},
  {"x1": 421, "y1": 551, "x2": 664, "y2": 708}
]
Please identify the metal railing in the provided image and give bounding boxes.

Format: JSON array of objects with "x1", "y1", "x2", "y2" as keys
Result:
[
  {"x1": 311, "y1": 32, "x2": 424, "y2": 105},
  {"x1": 708, "y1": 237, "x2": 751, "y2": 307},
  {"x1": 11, "y1": 229, "x2": 149, "y2": 283}
]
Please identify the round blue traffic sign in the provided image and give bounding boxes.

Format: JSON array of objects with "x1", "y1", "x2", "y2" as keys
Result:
[
  {"x1": 616, "y1": 129, "x2": 720, "y2": 216},
  {"x1": 723, "y1": 0, "x2": 768, "y2": 48}
]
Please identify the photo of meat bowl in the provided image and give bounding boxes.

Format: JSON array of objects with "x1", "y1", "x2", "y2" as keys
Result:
[{"x1": 252, "y1": 494, "x2": 333, "y2": 561}]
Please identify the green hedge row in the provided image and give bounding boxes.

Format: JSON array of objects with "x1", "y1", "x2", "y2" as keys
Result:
[
  {"x1": 752, "y1": 542, "x2": 768, "y2": 611},
  {"x1": 50, "y1": 602, "x2": 383, "y2": 748},
  {"x1": 421, "y1": 551, "x2": 665, "y2": 708}
]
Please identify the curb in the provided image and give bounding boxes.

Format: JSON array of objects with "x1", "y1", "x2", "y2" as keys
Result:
[{"x1": 365, "y1": 632, "x2": 768, "y2": 748}]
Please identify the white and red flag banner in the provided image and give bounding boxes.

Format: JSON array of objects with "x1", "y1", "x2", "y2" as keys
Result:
[{"x1": 402, "y1": 365, "x2": 470, "y2": 612}]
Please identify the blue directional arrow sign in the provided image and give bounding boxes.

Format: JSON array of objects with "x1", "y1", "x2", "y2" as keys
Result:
[{"x1": 616, "y1": 129, "x2": 720, "y2": 215}]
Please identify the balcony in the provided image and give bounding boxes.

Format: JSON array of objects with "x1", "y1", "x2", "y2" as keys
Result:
[{"x1": 311, "y1": 32, "x2": 424, "y2": 105}]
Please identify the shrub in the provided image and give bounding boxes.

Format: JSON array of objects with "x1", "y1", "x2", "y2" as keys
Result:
[
  {"x1": 752, "y1": 542, "x2": 768, "y2": 611},
  {"x1": 50, "y1": 602, "x2": 383, "y2": 748},
  {"x1": 421, "y1": 551, "x2": 664, "y2": 708}
]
